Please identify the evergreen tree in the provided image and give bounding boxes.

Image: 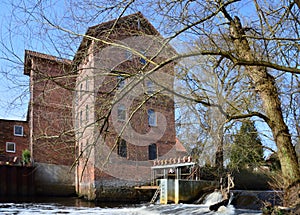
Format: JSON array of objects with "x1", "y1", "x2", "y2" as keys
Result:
[{"x1": 229, "y1": 120, "x2": 264, "y2": 169}]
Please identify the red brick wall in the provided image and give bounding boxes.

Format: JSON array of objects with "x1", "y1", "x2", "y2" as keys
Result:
[
  {"x1": 74, "y1": 13, "x2": 178, "y2": 199},
  {"x1": 0, "y1": 120, "x2": 29, "y2": 164},
  {"x1": 94, "y1": 58, "x2": 176, "y2": 160},
  {"x1": 28, "y1": 54, "x2": 76, "y2": 166}
]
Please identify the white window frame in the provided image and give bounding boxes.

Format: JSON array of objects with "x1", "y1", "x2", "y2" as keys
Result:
[
  {"x1": 14, "y1": 125, "x2": 23, "y2": 136},
  {"x1": 6, "y1": 142, "x2": 16, "y2": 153},
  {"x1": 148, "y1": 109, "x2": 157, "y2": 126},
  {"x1": 117, "y1": 104, "x2": 126, "y2": 121}
]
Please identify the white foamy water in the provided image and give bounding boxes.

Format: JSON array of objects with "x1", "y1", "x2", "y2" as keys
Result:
[
  {"x1": 0, "y1": 193, "x2": 261, "y2": 215},
  {"x1": 203, "y1": 190, "x2": 224, "y2": 205},
  {"x1": 0, "y1": 202, "x2": 262, "y2": 215}
]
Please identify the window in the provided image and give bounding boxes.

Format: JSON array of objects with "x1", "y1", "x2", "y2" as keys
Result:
[
  {"x1": 140, "y1": 55, "x2": 146, "y2": 64},
  {"x1": 148, "y1": 109, "x2": 157, "y2": 126},
  {"x1": 75, "y1": 113, "x2": 79, "y2": 129},
  {"x1": 146, "y1": 80, "x2": 155, "y2": 94},
  {"x1": 86, "y1": 105, "x2": 89, "y2": 123},
  {"x1": 148, "y1": 143, "x2": 157, "y2": 160},
  {"x1": 117, "y1": 76, "x2": 125, "y2": 89},
  {"x1": 6, "y1": 142, "x2": 15, "y2": 153},
  {"x1": 117, "y1": 104, "x2": 126, "y2": 121},
  {"x1": 14, "y1": 125, "x2": 23, "y2": 136},
  {"x1": 140, "y1": 50, "x2": 147, "y2": 64},
  {"x1": 125, "y1": 50, "x2": 133, "y2": 60},
  {"x1": 86, "y1": 78, "x2": 89, "y2": 92},
  {"x1": 75, "y1": 92, "x2": 78, "y2": 105},
  {"x1": 117, "y1": 139, "x2": 127, "y2": 158}
]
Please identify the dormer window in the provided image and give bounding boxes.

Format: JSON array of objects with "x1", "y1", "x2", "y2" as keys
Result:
[{"x1": 14, "y1": 125, "x2": 23, "y2": 136}]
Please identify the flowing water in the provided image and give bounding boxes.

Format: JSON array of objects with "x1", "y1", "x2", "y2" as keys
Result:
[{"x1": 0, "y1": 192, "x2": 262, "y2": 215}]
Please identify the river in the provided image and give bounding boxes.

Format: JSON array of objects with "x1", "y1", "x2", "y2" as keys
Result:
[
  {"x1": 0, "y1": 192, "x2": 262, "y2": 215},
  {"x1": 0, "y1": 203, "x2": 262, "y2": 215}
]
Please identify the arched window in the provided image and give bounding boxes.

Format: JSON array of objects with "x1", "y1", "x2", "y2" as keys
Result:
[
  {"x1": 118, "y1": 139, "x2": 127, "y2": 158},
  {"x1": 148, "y1": 143, "x2": 157, "y2": 160},
  {"x1": 148, "y1": 109, "x2": 156, "y2": 126},
  {"x1": 117, "y1": 104, "x2": 126, "y2": 121}
]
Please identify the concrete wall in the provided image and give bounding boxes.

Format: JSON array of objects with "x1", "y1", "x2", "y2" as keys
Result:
[
  {"x1": 34, "y1": 162, "x2": 75, "y2": 196},
  {"x1": 25, "y1": 51, "x2": 75, "y2": 166}
]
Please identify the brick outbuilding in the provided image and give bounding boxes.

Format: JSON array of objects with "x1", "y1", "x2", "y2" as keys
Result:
[{"x1": 0, "y1": 119, "x2": 29, "y2": 165}]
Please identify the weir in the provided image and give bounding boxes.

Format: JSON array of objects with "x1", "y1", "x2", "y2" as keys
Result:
[{"x1": 136, "y1": 157, "x2": 218, "y2": 204}]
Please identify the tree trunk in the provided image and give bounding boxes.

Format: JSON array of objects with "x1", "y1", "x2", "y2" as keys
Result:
[
  {"x1": 215, "y1": 127, "x2": 224, "y2": 172},
  {"x1": 229, "y1": 16, "x2": 300, "y2": 207}
]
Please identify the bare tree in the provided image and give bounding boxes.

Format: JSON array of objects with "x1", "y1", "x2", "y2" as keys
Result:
[{"x1": 2, "y1": 0, "x2": 299, "y2": 206}]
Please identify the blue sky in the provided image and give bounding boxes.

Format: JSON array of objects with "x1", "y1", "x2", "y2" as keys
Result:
[
  {"x1": 0, "y1": 0, "x2": 279, "y2": 157},
  {"x1": 0, "y1": 0, "x2": 75, "y2": 120},
  {"x1": 0, "y1": 1, "x2": 29, "y2": 120}
]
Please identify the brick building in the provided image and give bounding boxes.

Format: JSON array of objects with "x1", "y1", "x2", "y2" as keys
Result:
[
  {"x1": 24, "y1": 50, "x2": 76, "y2": 196},
  {"x1": 18, "y1": 12, "x2": 185, "y2": 200},
  {"x1": 0, "y1": 119, "x2": 29, "y2": 165},
  {"x1": 73, "y1": 12, "x2": 181, "y2": 201}
]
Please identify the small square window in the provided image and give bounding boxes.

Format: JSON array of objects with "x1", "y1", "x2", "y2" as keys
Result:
[
  {"x1": 6, "y1": 142, "x2": 16, "y2": 153},
  {"x1": 14, "y1": 125, "x2": 23, "y2": 136}
]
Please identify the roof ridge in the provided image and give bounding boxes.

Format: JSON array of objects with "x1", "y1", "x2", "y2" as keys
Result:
[
  {"x1": 73, "y1": 12, "x2": 160, "y2": 64},
  {"x1": 25, "y1": 50, "x2": 72, "y2": 64}
]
